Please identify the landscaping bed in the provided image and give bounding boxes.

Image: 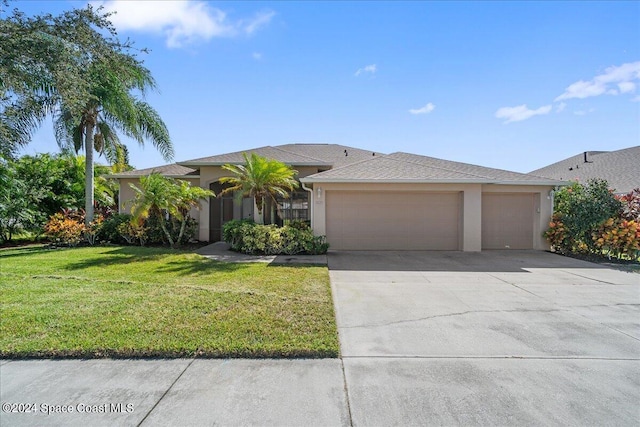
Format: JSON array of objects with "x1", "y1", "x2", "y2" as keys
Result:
[{"x1": 0, "y1": 246, "x2": 339, "y2": 358}]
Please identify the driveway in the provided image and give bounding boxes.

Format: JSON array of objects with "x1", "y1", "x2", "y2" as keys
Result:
[{"x1": 329, "y1": 250, "x2": 640, "y2": 426}]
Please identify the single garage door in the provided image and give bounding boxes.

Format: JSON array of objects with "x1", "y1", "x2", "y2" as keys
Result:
[
  {"x1": 326, "y1": 191, "x2": 460, "y2": 250},
  {"x1": 482, "y1": 193, "x2": 535, "y2": 249}
]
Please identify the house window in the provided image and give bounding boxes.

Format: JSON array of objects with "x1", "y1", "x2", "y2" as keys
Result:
[{"x1": 276, "y1": 191, "x2": 310, "y2": 225}]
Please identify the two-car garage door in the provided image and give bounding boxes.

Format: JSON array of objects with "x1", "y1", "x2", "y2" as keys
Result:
[
  {"x1": 325, "y1": 191, "x2": 536, "y2": 250},
  {"x1": 326, "y1": 191, "x2": 460, "y2": 250}
]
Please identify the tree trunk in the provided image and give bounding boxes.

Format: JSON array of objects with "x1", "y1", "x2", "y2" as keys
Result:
[
  {"x1": 84, "y1": 122, "x2": 95, "y2": 225},
  {"x1": 158, "y1": 216, "x2": 175, "y2": 248}
]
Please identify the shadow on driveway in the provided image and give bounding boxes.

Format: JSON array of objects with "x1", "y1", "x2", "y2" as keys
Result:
[{"x1": 327, "y1": 250, "x2": 605, "y2": 272}]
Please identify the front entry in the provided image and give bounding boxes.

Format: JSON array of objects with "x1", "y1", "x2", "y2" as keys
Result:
[{"x1": 209, "y1": 182, "x2": 254, "y2": 242}]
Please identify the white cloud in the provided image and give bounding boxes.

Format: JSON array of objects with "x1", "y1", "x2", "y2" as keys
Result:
[
  {"x1": 632, "y1": 95, "x2": 640, "y2": 102},
  {"x1": 555, "y1": 61, "x2": 640, "y2": 101},
  {"x1": 408, "y1": 103, "x2": 435, "y2": 115},
  {"x1": 354, "y1": 64, "x2": 377, "y2": 77},
  {"x1": 252, "y1": 52, "x2": 263, "y2": 60},
  {"x1": 555, "y1": 102, "x2": 566, "y2": 113},
  {"x1": 95, "y1": 1, "x2": 275, "y2": 48},
  {"x1": 495, "y1": 104, "x2": 552, "y2": 123},
  {"x1": 242, "y1": 11, "x2": 276, "y2": 35},
  {"x1": 618, "y1": 81, "x2": 636, "y2": 93},
  {"x1": 574, "y1": 108, "x2": 596, "y2": 116}
]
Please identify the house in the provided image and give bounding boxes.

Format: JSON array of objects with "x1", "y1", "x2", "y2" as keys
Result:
[
  {"x1": 530, "y1": 146, "x2": 640, "y2": 195},
  {"x1": 109, "y1": 143, "x2": 566, "y2": 251}
]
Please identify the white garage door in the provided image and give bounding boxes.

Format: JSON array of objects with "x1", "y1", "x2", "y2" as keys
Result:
[
  {"x1": 326, "y1": 191, "x2": 460, "y2": 250},
  {"x1": 482, "y1": 193, "x2": 535, "y2": 249}
]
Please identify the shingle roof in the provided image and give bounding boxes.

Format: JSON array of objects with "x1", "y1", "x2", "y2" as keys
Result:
[
  {"x1": 107, "y1": 163, "x2": 198, "y2": 178},
  {"x1": 178, "y1": 145, "x2": 328, "y2": 166},
  {"x1": 530, "y1": 146, "x2": 640, "y2": 194},
  {"x1": 301, "y1": 152, "x2": 566, "y2": 185}
]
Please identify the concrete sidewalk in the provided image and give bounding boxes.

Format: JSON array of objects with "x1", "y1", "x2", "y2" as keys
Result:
[{"x1": 0, "y1": 359, "x2": 349, "y2": 427}]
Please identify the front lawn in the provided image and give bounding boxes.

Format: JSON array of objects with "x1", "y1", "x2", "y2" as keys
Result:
[{"x1": 0, "y1": 246, "x2": 338, "y2": 358}]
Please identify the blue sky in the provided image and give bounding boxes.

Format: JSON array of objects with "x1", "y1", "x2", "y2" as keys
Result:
[{"x1": 13, "y1": 1, "x2": 640, "y2": 173}]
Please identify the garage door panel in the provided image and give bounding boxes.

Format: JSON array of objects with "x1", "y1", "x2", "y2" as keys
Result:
[
  {"x1": 482, "y1": 193, "x2": 534, "y2": 250},
  {"x1": 326, "y1": 191, "x2": 460, "y2": 250}
]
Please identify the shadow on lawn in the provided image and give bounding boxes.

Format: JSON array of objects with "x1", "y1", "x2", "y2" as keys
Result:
[
  {"x1": 61, "y1": 246, "x2": 250, "y2": 275},
  {"x1": 0, "y1": 246, "x2": 51, "y2": 259}
]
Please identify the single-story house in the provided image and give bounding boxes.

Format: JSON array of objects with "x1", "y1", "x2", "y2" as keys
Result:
[
  {"x1": 109, "y1": 143, "x2": 566, "y2": 251},
  {"x1": 530, "y1": 146, "x2": 640, "y2": 195}
]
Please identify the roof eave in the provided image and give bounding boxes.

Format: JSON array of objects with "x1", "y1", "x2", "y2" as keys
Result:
[
  {"x1": 105, "y1": 174, "x2": 201, "y2": 179},
  {"x1": 300, "y1": 178, "x2": 568, "y2": 186},
  {"x1": 177, "y1": 161, "x2": 331, "y2": 167}
]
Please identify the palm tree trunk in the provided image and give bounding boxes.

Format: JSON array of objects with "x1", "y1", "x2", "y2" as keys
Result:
[{"x1": 84, "y1": 122, "x2": 95, "y2": 225}]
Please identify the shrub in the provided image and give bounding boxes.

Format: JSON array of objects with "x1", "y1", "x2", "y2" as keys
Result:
[
  {"x1": 98, "y1": 213, "x2": 132, "y2": 244},
  {"x1": 593, "y1": 218, "x2": 640, "y2": 260},
  {"x1": 619, "y1": 188, "x2": 640, "y2": 222},
  {"x1": 84, "y1": 216, "x2": 103, "y2": 246},
  {"x1": 544, "y1": 213, "x2": 571, "y2": 253},
  {"x1": 552, "y1": 179, "x2": 622, "y2": 252},
  {"x1": 144, "y1": 213, "x2": 197, "y2": 246},
  {"x1": 222, "y1": 219, "x2": 328, "y2": 255},
  {"x1": 44, "y1": 211, "x2": 86, "y2": 246},
  {"x1": 117, "y1": 221, "x2": 148, "y2": 246}
]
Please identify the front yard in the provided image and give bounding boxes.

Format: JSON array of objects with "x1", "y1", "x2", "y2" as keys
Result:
[{"x1": 0, "y1": 246, "x2": 338, "y2": 358}]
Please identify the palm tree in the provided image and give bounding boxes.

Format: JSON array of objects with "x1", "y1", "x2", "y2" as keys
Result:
[
  {"x1": 219, "y1": 153, "x2": 299, "y2": 223},
  {"x1": 1, "y1": 5, "x2": 173, "y2": 223},
  {"x1": 129, "y1": 173, "x2": 213, "y2": 248},
  {"x1": 55, "y1": 58, "x2": 173, "y2": 224}
]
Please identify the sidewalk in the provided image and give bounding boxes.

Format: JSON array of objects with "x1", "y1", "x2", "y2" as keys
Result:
[{"x1": 0, "y1": 358, "x2": 349, "y2": 427}]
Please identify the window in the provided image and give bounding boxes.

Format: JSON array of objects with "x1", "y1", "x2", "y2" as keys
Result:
[{"x1": 276, "y1": 191, "x2": 310, "y2": 225}]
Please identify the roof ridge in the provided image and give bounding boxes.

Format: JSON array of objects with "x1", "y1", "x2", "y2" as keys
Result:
[{"x1": 270, "y1": 145, "x2": 327, "y2": 163}]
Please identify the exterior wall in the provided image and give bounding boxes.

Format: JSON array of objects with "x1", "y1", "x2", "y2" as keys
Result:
[{"x1": 308, "y1": 182, "x2": 554, "y2": 251}]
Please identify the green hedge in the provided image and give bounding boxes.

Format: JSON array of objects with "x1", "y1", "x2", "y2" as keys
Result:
[{"x1": 223, "y1": 219, "x2": 329, "y2": 255}]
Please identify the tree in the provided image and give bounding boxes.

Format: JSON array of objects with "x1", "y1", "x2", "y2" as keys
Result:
[
  {"x1": 128, "y1": 173, "x2": 212, "y2": 248},
  {"x1": 219, "y1": 153, "x2": 299, "y2": 223},
  {"x1": 0, "y1": 162, "x2": 40, "y2": 242},
  {"x1": 174, "y1": 180, "x2": 214, "y2": 244},
  {"x1": 0, "y1": 5, "x2": 173, "y2": 223}
]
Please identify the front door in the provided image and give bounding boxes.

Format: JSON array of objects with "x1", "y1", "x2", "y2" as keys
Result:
[{"x1": 209, "y1": 182, "x2": 234, "y2": 242}]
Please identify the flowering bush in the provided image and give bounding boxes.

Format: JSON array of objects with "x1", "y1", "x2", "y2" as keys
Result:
[
  {"x1": 593, "y1": 218, "x2": 640, "y2": 260},
  {"x1": 44, "y1": 212, "x2": 86, "y2": 246}
]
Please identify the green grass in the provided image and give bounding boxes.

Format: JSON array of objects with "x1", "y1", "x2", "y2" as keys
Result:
[{"x1": 0, "y1": 246, "x2": 339, "y2": 358}]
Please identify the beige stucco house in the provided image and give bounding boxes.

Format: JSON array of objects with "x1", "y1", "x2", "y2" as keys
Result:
[{"x1": 109, "y1": 143, "x2": 566, "y2": 251}]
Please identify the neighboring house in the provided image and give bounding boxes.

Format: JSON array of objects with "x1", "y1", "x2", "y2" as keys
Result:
[
  {"x1": 530, "y1": 146, "x2": 640, "y2": 195},
  {"x1": 109, "y1": 143, "x2": 565, "y2": 251}
]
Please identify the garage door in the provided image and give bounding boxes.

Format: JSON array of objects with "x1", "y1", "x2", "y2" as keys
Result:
[
  {"x1": 482, "y1": 193, "x2": 534, "y2": 249},
  {"x1": 326, "y1": 191, "x2": 460, "y2": 250}
]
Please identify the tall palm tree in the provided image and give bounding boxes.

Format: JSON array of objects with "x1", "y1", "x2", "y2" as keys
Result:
[
  {"x1": 55, "y1": 58, "x2": 173, "y2": 224},
  {"x1": 219, "y1": 153, "x2": 299, "y2": 223}
]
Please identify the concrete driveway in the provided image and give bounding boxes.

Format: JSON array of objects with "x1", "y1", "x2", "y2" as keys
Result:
[{"x1": 329, "y1": 250, "x2": 640, "y2": 426}]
